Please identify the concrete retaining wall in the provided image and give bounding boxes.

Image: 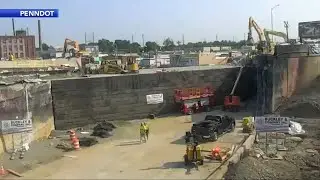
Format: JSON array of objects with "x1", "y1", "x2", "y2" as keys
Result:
[
  {"x1": 272, "y1": 44, "x2": 320, "y2": 112},
  {"x1": 0, "y1": 81, "x2": 54, "y2": 155},
  {"x1": 52, "y1": 67, "x2": 256, "y2": 130}
]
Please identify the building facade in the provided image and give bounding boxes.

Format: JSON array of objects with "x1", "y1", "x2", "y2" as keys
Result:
[{"x1": 0, "y1": 35, "x2": 36, "y2": 59}]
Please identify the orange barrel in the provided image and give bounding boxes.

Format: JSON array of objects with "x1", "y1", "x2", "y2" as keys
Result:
[
  {"x1": 69, "y1": 130, "x2": 76, "y2": 141},
  {"x1": 72, "y1": 138, "x2": 81, "y2": 150}
]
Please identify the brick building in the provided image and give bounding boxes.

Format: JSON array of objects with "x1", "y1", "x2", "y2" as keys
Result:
[{"x1": 0, "y1": 35, "x2": 36, "y2": 59}]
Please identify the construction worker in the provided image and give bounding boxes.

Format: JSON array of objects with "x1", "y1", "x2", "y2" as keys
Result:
[
  {"x1": 8, "y1": 53, "x2": 14, "y2": 61},
  {"x1": 143, "y1": 122, "x2": 149, "y2": 140},
  {"x1": 140, "y1": 123, "x2": 146, "y2": 143}
]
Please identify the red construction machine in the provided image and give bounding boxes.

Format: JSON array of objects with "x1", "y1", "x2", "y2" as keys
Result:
[
  {"x1": 174, "y1": 86, "x2": 216, "y2": 115},
  {"x1": 223, "y1": 67, "x2": 243, "y2": 112}
]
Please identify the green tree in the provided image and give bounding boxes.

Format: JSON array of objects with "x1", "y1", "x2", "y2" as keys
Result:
[
  {"x1": 163, "y1": 38, "x2": 175, "y2": 51},
  {"x1": 42, "y1": 43, "x2": 49, "y2": 51},
  {"x1": 97, "y1": 39, "x2": 114, "y2": 53},
  {"x1": 145, "y1": 41, "x2": 160, "y2": 52},
  {"x1": 130, "y1": 42, "x2": 141, "y2": 53},
  {"x1": 114, "y1": 40, "x2": 130, "y2": 52}
]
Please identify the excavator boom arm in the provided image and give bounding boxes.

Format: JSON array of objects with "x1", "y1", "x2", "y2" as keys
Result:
[
  {"x1": 248, "y1": 17, "x2": 266, "y2": 42},
  {"x1": 264, "y1": 29, "x2": 288, "y2": 42}
]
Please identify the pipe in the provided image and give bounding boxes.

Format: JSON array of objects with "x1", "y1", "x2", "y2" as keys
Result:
[{"x1": 230, "y1": 66, "x2": 244, "y2": 95}]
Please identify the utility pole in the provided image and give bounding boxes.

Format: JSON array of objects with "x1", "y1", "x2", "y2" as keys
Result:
[
  {"x1": 271, "y1": 4, "x2": 280, "y2": 42},
  {"x1": 284, "y1": 21, "x2": 289, "y2": 42}
]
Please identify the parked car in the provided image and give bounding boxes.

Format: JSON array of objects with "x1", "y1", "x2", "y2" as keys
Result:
[{"x1": 191, "y1": 115, "x2": 236, "y2": 142}]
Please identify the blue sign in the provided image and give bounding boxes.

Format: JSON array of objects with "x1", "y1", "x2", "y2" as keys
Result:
[{"x1": 0, "y1": 9, "x2": 59, "y2": 18}]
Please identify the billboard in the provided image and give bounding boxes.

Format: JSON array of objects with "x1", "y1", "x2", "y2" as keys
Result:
[{"x1": 299, "y1": 21, "x2": 320, "y2": 39}]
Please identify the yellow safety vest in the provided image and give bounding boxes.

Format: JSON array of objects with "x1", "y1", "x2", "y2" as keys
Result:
[
  {"x1": 144, "y1": 124, "x2": 149, "y2": 131},
  {"x1": 140, "y1": 126, "x2": 145, "y2": 133}
]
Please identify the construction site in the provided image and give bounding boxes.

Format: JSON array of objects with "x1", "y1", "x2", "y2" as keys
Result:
[{"x1": 0, "y1": 15, "x2": 320, "y2": 180}]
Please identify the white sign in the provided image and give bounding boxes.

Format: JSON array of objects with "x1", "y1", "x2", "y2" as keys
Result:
[
  {"x1": 0, "y1": 119, "x2": 32, "y2": 134},
  {"x1": 146, "y1": 93, "x2": 163, "y2": 104},
  {"x1": 255, "y1": 116, "x2": 290, "y2": 133}
]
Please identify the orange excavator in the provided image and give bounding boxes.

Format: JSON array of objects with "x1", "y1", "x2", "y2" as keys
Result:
[{"x1": 62, "y1": 38, "x2": 80, "y2": 58}]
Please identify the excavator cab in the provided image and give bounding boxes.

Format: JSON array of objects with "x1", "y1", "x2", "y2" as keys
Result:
[
  {"x1": 63, "y1": 38, "x2": 80, "y2": 58},
  {"x1": 127, "y1": 57, "x2": 139, "y2": 73}
]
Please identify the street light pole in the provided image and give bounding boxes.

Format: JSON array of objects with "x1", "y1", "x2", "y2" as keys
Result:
[{"x1": 271, "y1": 4, "x2": 280, "y2": 42}]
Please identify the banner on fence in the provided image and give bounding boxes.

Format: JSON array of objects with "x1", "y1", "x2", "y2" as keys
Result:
[
  {"x1": 146, "y1": 93, "x2": 163, "y2": 104},
  {"x1": 0, "y1": 118, "x2": 32, "y2": 134},
  {"x1": 255, "y1": 116, "x2": 290, "y2": 133}
]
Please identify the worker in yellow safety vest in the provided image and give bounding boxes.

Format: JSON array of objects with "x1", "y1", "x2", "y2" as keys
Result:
[
  {"x1": 140, "y1": 123, "x2": 146, "y2": 143},
  {"x1": 143, "y1": 122, "x2": 149, "y2": 140},
  {"x1": 8, "y1": 53, "x2": 14, "y2": 61}
]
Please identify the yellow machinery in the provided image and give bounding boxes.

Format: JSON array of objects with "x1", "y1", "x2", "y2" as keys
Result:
[
  {"x1": 264, "y1": 29, "x2": 288, "y2": 54},
  {"x1": 242, "y1": 116, "x2": 255, "y2": 133},
  {"x1": 247, "y1": 17, "x2": 268, "y2": 54},
  {"x1": 99, "y1": 59, "x2": 127, "y2": 74},
  {"x1": 62, "y1": 38, "x2": 80, "y2": 58},
  {"x1": 184, "y1": 143, "x2": 204, "y2": 166},
  {"x1": 127, "y1": 57, "x2": 139, "y2": 73}
]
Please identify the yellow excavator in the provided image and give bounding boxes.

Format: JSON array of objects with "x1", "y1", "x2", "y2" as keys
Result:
[
  {"x1": 62, "y1": 38, "x2": 80, "y2": 58},
  {"x1": 247, "y1": 16, "x2": 268, "y2": 54},
  {"x1": 126, "y1": 57, "x2": 139, "y2": 73},
  {"x1": 264, "y1": 29, "x2": 288, "y2": 54},
  {"x1": 247, "y1": 17, "x2": 288, "y2": 55}
]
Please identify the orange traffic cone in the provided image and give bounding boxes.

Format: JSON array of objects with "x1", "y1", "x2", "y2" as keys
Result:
[
  {"x1": 0, "y1": 165, "x2": 7, "y2": 176},
  {"x1": 69, "y1": 130, "x2": 76, "y2": 141},
  {"x1": 72, "y1": 138, "x2": 81, "y2": 150}
]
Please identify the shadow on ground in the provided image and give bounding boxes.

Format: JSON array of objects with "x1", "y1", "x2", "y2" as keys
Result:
[
  {"x1": 116, "y1": 140, "x2": 142, "y2": 146},
  {"x1": 140, "y1": 161, "x2": 200, "y2": 175},
  {"x1": 171, "y1": 136, "x2": 186, "y2": 145}
]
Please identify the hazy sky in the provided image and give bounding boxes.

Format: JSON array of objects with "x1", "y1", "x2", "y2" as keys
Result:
[{"x1": 0, "y1": 0, "x2": 318, "y2": 46}]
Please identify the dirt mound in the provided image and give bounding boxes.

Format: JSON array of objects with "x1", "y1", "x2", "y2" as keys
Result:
[
  {"x1": 277, "y1": 75, "x2": 320, "y2": 118},
  {"x1": 91, "y1": 121, "x2": 116, "y2": 138},
  {"x1": 281, "y1": 102, "x2": 320, "y2": 118},
  {"x1": 79, "y1": 137, "x2": 98, "y2": 147},
  {"x1": 225, "y1": 119, "x2": 320, "y2": 180},
  {"x1": 225, "y1": 156, "x2": 300, "y2": 180}
]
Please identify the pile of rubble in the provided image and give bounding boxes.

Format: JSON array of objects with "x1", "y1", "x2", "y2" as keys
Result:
[
  {"x1": 225, "y1": 118, "x2": 320, "y2": 180},
  {"x1": 277, "y1": 75, "x2": 320, "y2": 118},
  {"x1": 91, "y1": 121, "x2": 116, "y2": 138}
]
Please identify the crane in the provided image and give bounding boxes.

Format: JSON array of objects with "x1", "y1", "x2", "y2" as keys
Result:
[
  {"x1": 264, "y1": 29, "x2": 288, "y2": 54},
  {"x1": 62, "y1": 38, "x2": 80, "y2": 58},
  {"x1": 247, "y1": 17, "x2": 268, "y2": 54}
]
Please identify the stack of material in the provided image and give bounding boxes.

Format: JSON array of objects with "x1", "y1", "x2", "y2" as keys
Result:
[
  {"x1": 91, "y1": 121, "x2": 116, "y2": 138},
  {"x1": 79, "y1": 137, "x2": 98, "y2": 147}
]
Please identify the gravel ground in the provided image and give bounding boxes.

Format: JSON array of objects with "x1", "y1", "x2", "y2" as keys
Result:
[{"x1": 224, "y1": 118, "x2": 320, "y2": 180}]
